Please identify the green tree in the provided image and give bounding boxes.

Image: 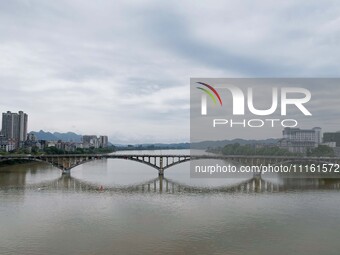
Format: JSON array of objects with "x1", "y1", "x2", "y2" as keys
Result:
[{"x1": 307, "y1": 145, "x2": 335, "y2": 157}]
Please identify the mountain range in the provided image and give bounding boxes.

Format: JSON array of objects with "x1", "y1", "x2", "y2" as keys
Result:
[
  {"x1": 29, "y1": 130, "x2": 279, "y2": 149},
  {"x1": 29, "y1": 130, "x2": 82, "y2": 142}
]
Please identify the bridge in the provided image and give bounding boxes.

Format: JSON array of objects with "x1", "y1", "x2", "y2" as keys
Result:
[{"x1": 1, "y1": 154, "x2": 340, "y2": 176}]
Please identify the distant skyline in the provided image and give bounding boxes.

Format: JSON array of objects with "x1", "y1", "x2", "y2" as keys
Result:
[{"x1": 1, "y1": 1, "x2": 340, "y2": 143}]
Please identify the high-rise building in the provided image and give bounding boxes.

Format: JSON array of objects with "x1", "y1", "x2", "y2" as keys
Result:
[
  {"x1": 1, "y1": 111, "x2": 28, "y2": 148},
  {"x1": 2, "y1": 111, "x2": 18, "y2": 141},
  {"x1": 18, "y1": 111, "x2": 28, "y2": 144},
  {"x1": 99, "y1": 136, "x2": 108, "y2": 148}
]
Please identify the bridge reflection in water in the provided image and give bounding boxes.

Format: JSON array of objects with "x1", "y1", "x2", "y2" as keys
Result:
[{"x1": 27, "y1": 175, "x2": 340, "y2": 194}]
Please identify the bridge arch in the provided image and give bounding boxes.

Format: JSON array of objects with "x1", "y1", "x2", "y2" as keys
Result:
[{"x1": 119, "y1": 157, "x2": 161, "y2": 171}]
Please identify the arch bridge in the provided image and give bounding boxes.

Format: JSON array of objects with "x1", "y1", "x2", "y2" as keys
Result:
[{"x1": 0, "y1": 154, "x2": 340, "y2": 176}]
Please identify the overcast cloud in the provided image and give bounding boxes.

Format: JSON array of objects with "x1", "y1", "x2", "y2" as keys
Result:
[{"x1": 1, "y1": 0, "x2": 340, "y2": 143}]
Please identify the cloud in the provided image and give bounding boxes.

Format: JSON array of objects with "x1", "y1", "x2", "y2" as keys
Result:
[{"x1": 0, "y1": 0, "x2": 339, "y2": 143}]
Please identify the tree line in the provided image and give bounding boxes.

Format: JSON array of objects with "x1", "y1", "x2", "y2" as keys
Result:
[{"x1": 208, "y1": 143, "x2": 335, "y2": 157}]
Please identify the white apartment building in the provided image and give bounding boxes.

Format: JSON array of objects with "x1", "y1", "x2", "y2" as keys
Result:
[{"x1": 278, "y1": 127, "x2": 322, "y2": 154}]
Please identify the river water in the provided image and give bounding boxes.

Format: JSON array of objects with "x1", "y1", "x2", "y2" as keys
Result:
[{"x1": 1, "y1": 150, "x2": 340, "y2": 255}]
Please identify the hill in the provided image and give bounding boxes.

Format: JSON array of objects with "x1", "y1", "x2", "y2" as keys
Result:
[{"x1": 29, "y1": 130, "x2": 82, "y2": 142}]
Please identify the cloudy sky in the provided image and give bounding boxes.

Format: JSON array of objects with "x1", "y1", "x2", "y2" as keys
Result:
[{"x1": 1, "y1": 0, "x2": 340, "y2": 143}]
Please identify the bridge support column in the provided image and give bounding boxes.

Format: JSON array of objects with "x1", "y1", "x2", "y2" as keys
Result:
[
  {"x1": 62, "y1": 169, "x2": 71, "y2": 175},
  {"x1": 253, "y1": 172, "x2": 261, "y2": 179},
  {"x1": 159, "y1": 157, "x2": 164, "y2": 176},
  {"x1": 253, "y1": 164, "x2": 262, "y2": 179}
]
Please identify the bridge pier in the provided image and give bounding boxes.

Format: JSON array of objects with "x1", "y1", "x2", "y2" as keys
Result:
[
  {"x1": 159, "y1": 157, "x2": 164, "y2": 176},
  {"x1": 62, "y1": 169, "x2": 71, "y2": 175},
  {"x1": 253, "y1": 172, "x2": 261, "y2": 179},
  {"x1": 253, "y1": 164, "x2": 262, "y2": 179}
]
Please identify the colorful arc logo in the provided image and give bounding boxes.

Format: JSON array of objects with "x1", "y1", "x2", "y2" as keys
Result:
[
  {"x1": 196, "y1": 82, "x2": 222, "y2": 115},
  {"x1": 196, "y1": 82, "x2": 223, "y2": 106}
]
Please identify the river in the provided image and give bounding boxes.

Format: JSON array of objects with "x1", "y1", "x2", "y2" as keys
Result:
[{"x1": 1, "y1": 150, "x2": 340, "y2": 255}]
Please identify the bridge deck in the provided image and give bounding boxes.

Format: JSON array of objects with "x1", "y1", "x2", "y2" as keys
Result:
[{"x1": 1, "y1": 154, "x2": 340, "y2": 174}]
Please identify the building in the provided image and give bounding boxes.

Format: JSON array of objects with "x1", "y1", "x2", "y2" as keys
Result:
[
  {"x1": 323, "y1": 132, "x2": 340, "y2": 156},
  {"x1": 24, "y1": 133, "x2": 42, "y2": 152},
  {"x1": 282, "y1": 127, "x2": 321, "y2": 144},
  {"x1": 27, "y1": 133, "x2": 37, "y2": 142},
  {"x1": 99, "y1": 136, "x2": 108, "y2": 148},
  {"x1": 278, "y1": 127, "x2": 321, "y2": 154},
  {"x1": 82, "y1": 135, "x2": 109, "y2": 149},
  {"x1": 82, "y1": 135, "x2": 97, "y2": 144},
  {"x1": 323, "y1": 132, "x2": 340, "y2": 147},
  {"x1": 0, "y1": 135, "x2": 16, "y2": 152},
  {"x1": 55, "y1": 141, "x2": 83, "y2": 152},
  {"x1": 18, "y1": 111, "x2": 28, "y2": 144},
  {"x1": 1, "y1": 111, "x2": 28, "y2": 148},
  {"x1": 82, "y1": 135, "x2": 99, "y2": 148},
  {"x1": 2, "y1": 111, "x2": 19, "y2": 141}
]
